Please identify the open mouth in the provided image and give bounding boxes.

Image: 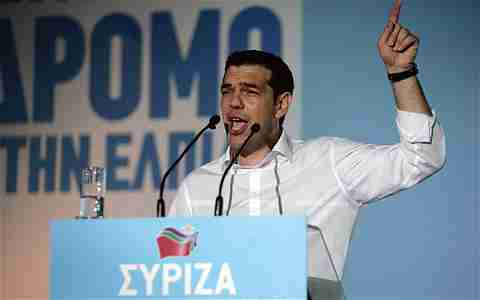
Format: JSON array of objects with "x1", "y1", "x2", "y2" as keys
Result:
[{"x1": 228, "y1": 116, "x2": 249, "y2": 135}]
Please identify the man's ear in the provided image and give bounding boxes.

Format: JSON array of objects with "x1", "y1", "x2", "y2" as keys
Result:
[{"x1": 274, "y1": 92, "x2": 293, "y2": 120}]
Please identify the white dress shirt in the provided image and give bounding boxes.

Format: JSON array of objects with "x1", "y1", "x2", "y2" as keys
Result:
[{"x1": 169, "y1": 110, "x2": 446, "y2": 282}]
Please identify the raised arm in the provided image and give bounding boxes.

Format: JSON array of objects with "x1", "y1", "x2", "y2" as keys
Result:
[
  {"x1": 331, "y1": 1, "x2": 446, "y2": 205},
  {"x1": 378, "y1": 0, "x2": 432, "y2": 116}
]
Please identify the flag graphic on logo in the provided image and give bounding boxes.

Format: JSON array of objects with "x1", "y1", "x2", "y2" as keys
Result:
[{"x1": 156, "y1": 225, "x2": 199, "y2": 259}]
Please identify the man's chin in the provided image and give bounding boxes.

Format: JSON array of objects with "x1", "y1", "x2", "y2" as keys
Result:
[{"x1": 228, "y1": 133, "x2": 246, "y2": 145}]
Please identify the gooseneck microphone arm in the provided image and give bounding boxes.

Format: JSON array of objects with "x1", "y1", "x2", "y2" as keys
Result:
[
  {"x1": 157, "y1": 114, "x2": 220, "y2": 217},
  {"x1": 214, "y1": 123, "x2": 261, "y2": 216}
]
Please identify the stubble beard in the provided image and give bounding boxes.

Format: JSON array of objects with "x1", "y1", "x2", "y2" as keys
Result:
[{"x1": 228, "y1": 123, "x2": 279, "y2": 161}]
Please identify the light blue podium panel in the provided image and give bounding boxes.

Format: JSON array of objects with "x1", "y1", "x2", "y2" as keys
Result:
[{"x1": 50, "y1": 217, "x2": 307, "y2": 300}]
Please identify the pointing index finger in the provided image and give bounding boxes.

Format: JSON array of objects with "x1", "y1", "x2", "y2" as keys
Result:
[{"x1": 388, "y1": 0, "x2": 402, "y2": 23}]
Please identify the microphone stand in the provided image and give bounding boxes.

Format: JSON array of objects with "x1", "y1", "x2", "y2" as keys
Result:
[
  {"x1": 157, "y1": 115, "x2": 220, "y2": 217},
  {"x1": 214, "y1": 123, "x2": 260, "y2": 216}
]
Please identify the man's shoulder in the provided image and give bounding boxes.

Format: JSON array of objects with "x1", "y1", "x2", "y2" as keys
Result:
[
  {"x1": 300, "y1": 135, "x2": 363, "y2": 149},
  {"x1": 287, "y1": 135, "x2": 369, "y2": 167},
  {"x1": 291, "y1": 135, "x2": 337, "y2": 156}
]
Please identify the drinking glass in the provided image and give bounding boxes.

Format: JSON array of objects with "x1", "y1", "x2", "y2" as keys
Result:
[{"x1": 78, "y1": 166, "x2": 105, "y2": 218}]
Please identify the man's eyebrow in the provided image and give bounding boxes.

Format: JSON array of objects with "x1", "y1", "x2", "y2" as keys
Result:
[
  {"x1": 220, "y1": 83, "x2": 232, "y2": 89},
  {"x1": 220, "y1": 82, "x2": 262, "y2": 90}
]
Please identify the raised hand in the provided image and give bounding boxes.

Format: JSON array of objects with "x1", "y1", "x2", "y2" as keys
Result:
[{"x1": 377, "y1": 0, "x2": 419, "y2": 73}]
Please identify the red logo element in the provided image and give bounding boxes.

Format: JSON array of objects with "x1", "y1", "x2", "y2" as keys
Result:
[{"x1": 156, "y1": 225, "x2": 198, "y2": 259}]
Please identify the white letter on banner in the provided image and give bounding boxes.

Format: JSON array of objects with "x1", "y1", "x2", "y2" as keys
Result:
[
  {"x1": 194, "y1": 263, "x2": 213, "y2": 295},
  {"x1": 162, "y1": 263, "x2": 182, "y2": 295},
  {"x1": 119, "y1": 264, "x2": 138, "y2": 296},
  {"x1": 139, "y1": 264, "x2": 160, "y2": 296},
  {"x1": 184, "y1": 263, "x2": 192, "y2": 295},
  {"x1": 215, "y1": 263, "x2": 236, "y2": 295}
]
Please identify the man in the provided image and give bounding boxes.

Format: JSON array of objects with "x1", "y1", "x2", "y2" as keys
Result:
[{"x1": 169, "y1": 0, "x2": 445, "y2": 297}]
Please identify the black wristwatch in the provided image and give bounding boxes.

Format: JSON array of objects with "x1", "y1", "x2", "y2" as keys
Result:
[{"x1": 387, "y1": 63, "x2": 418, "y2": 83}]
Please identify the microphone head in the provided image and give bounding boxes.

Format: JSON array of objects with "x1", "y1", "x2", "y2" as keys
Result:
[
  {"x1": 251, "y1": 123, "x2": 261, "y2": 133},
  {"x1": 208, "y1": 114, "x2": 221, "y2": 129}
]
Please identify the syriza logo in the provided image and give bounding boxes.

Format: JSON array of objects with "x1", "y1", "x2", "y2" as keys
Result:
[
  {"x1": 118, "y1": 225, "x2": 236, "y2": 297},
  {"x1": 156, "y1": 225, "x2": 198, "y2": 259}
]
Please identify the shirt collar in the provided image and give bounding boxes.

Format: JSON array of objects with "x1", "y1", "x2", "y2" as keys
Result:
[{"x1": 220, "y1": 129, "x2": 294, "y2": 170}]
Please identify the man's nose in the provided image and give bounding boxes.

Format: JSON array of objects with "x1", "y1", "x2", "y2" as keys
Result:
[{"x1": 230, "y1": 91, "x2": 244, "y2": 108}]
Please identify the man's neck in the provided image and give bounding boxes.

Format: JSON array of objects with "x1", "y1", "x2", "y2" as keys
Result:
[{"x1": 232, "y1": 129, "x2": 282, "y2": 167}]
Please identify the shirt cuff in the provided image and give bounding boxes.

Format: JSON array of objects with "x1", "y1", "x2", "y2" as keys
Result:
[{"x1": 396, "y1": 109, "x2": 437, "y2": 143}]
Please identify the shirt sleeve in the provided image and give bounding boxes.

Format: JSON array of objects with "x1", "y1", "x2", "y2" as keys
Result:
[{"x1": 331, "y1": 110, "x2": 446, "y2": 206}]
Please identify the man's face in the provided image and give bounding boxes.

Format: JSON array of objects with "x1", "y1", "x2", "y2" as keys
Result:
[{"x1": 220, "y1": 64, "x2": 279, "y2": 154}]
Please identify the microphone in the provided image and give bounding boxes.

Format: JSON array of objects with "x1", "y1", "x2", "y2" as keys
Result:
[
  {"x1": 214, "y1": 123, "x2": 261, "y2": 216},
  {"x1": 157, "y1": 114, "x2": 221, "y2": 217}
]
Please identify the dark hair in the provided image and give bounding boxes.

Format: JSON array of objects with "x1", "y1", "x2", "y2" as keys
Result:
[{"x1": 224, "y1": 50, "x2": 294, "y2": 126}]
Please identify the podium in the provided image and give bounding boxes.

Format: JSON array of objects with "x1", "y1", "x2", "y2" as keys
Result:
[{"x1": 50, "y1": 217, "x2": 344, "y2": 299}]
